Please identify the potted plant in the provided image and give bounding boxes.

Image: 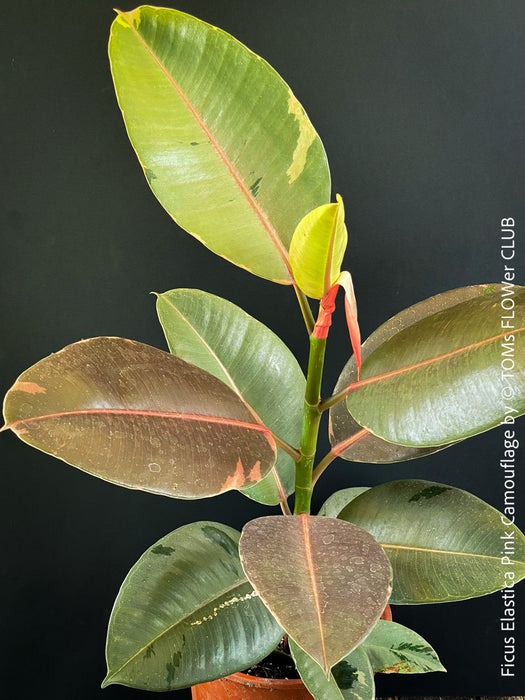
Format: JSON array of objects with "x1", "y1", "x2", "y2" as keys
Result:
[{"x1": 3, "y1": 5, "x2": 524, "y2": 698}]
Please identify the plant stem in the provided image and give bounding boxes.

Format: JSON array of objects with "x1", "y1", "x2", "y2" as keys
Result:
[
  {"x1": 318, "y1": 391, "x2": 343, "y2": 412},
  {"x1": 311, "y1": 449, "x2": 337, "y2": 486},
  {"x1": 294, "y1": 286, "x2": 315, "y2": 335},
  {"x1": 312, "y1": 428, "x2": 369, "y2": 486},
  {"x1": 271, "y1": 432, "x2": 301, "y2": 461},
  {"x1": 294, "y1": 335, "x2": 327, "y2": 514},
  {"x1": 279, "y1": 497, "x2": 292, "y2": 516}
]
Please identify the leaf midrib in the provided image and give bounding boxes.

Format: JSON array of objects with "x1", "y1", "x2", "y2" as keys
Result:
[
  {"x1": 5, "y1": 408, "x2": 270, "y2": 436},
  {"x1": 301, "y1": 514, "x2": 329, "y2": 671},
  {"x1": 119, "y1": 10, "x2": 294, "y2": 281},
  {"x1": 159, "y1": 295, "x2": 241, "y2": 397},
  {"x1": 345, "y1": 325, "x2": 525, "y2": 396},
  {"x1": 381, "y1": 541, "x2": 524, "y2": 564},
  {"x1": 323, "y1": 202, "x2": 342, "y2": 297}
]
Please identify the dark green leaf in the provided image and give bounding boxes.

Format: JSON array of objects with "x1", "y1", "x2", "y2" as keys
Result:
[
  {"x1": 103, "y1": 522, "x2": 282, "y2": 690},
  {"x1": 330, "y1": 285, "x2": 496, "y2": 461},
  {"x1": 290, "y1": 640, "x2": 375, "y2": 700},
  {"x1": 340, "y1": 479, "x2": 525, "y2": 603},
  {"x1": 318, "y1": 488, "x2": 370, "y2": 518},
  {"x1": 360, "y1": 620, "x2": 445, "y2": 674},
  {"x1": 345, "y1": 285, "x2": 525, "y2": 447}
]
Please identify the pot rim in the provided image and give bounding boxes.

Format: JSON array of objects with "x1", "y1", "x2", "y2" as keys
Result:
[{"x1": 225, "y1": 671, "x2": 306, "y2": 688}]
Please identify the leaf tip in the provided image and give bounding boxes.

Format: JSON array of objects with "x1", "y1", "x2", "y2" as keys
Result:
[{"x1": 100, "y1": 674, "x2": 113, "y2": 689}]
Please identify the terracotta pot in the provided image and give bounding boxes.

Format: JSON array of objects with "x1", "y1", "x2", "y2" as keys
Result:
[
  {"x1": 380, "y1": 602, "x2": 393, "y2": 622},
  {"x1": 191, "y1": 605, "x2": 392, "y2": 698},
  {"x1": 191, "y1": 671, "x2": 313, "y2": 699}
]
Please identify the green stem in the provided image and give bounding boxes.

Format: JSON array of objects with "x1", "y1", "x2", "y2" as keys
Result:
[
  {"x1": 311, "y1": 449, "x2": 337, "y2": 487},
  {"x1": 319, "y1": 384, "x2": 353, "y2": 412},
  {"x1": 294, "y1": 335, "x2": 327, "y2": 514},
  {"x1": 294, "y1": 285, "x2": 315, "y2": 335},
  {"x1": 271, "y1": 432, "x2": 301, "y2": 461}
]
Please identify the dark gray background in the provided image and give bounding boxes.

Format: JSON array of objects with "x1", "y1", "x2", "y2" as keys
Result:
[{"x1": 2, "y1": 0, "x2": 524, "y2": 697}]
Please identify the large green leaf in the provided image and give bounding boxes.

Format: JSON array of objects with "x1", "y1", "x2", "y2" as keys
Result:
[
  {"x1": 330, "y1": 285, "x2": 499, "y2": 461},
  {"x1": 289, "y1": 195, "x2": 347, "y2": 299},
  {"x1": 344, "y1": 285, "x2": 525, "y2": 446},
  {"x1": 103, "y1": 522, "x2": 282, "y2": 690},
  {"x1": 339, "y1": 480, "x2": 525, "y2": 603},
  {"x1": 2, "y1": 337, "x2": 276, "y2": 498},
  {"x1": 156, "y1": 288, "x2": 304, "y2": 505},
  {"x1": 360, "y1": 620, "x2": 445, "y2": 674},
  {"x1": 109, "y1": 6, "x2": 330, "y2": 283},
  {"x1": 290, "y1": 641, "x2": 375, "y2": 700},
  {"x1": 239, "y1": 515, "x2": 392, "y2": 672}
]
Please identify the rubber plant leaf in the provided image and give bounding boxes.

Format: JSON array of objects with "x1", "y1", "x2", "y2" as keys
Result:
[
  {"x1": 156, "y1": 288, "x2": 304, "y2": 505},
  {"x1": 289, "y1": 195, "x2": 347, "y2": 299},
  {"x1": 239, "y1": 515, "x2": 392, "y2": 673},
  {"x1": 2, "y1": 337, "x2": 276, "y2": 498},
  {"x1": 318, "y1": 487, "x2": 370, "y2": 518},
  {"x1": 359, "y1": 620, "x2": 445, "y2": 674},
  {"x1": 103, "y1": 522, "x2": 283, "y2": 690},
  {"x1": 109, "y1": 6, "x2": 330, "y2": 283},
  {"x1": 329, "y1": 284, "x2": 494, "y2": 462},
  {"x1": 290, "y1": 640, "x2": 375, "y2": 700},
  {"x1": 344, "y1": 285, "x2": 525, "y2": 446},
  {"x1": 339, "y1": 479, "x2": 525, "y2": 603}
]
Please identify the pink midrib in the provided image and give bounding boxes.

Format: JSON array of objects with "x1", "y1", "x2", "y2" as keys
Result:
[
  {"x1": 344, "y1": 325, "x2": 525, "y2": 396},
  {"x1": 4, "y1": 407, "x2": 272, "y2": 437},
  {"x1": 300, "y1": 514, "x2": 328, "y2": 671}
]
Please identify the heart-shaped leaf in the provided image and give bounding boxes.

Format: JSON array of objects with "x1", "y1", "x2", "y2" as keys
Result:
[
  {"x1": 360, "y1": 620, "x2": 445, "y2": 674},
  {"x1": 156, "y1": 288, "x2": 304, "y2": 505},
  {"x1": 318, "y1": 488, "x2": 370, "y2": 518},
  {"x1": 103, "y1": 522, "x2": 282, "y2": 690},
  {"x1": 290, "y1": 640, "x2": 375, "y2": 700},
  {"x1": 2, "y1": 337, "x2": 276, "y2": 498},
  {"x1": 109, "y1": 6, "x2": 330, "y2": 283},
  {"x1": 330, "y1": 285, "x2": 497, "y2": 462},
  {"x1": 344, "y1": 285, "x2": 525, "y2": 446},
  {"x1": 339, "y1": 479, "x2": 525, "y2": 603},
  {"x1": 239, "y1": 515, "x2": 392, "y2": 672},
  {"x1": 290, "y1": 195, "x2": 347, "y2": 299}
]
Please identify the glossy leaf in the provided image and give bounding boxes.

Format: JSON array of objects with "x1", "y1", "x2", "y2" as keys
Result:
[
  {"x1": 109, "y1": 6, "x2": 330, "y2": 283},
  {"x1": 339, "y1": 480, "x2": 525, "y2": 603},
  {"x1": 103, "y1": 522, "x2": 282, "y2": 690},
  {"x1": 290, "y1": 640, "x2": 375, "y2": 700},
  {"x1": 360, "y1": 620, "x2": 445, "y2": 674},
  {"x1": 239, "y1": 515, "x2": 392, "y2": 672},
  {"x1": 290, "y1": 195, "x2": 347, "y2": 299},
  {"x1": 330, "y1": 285, "x2": 497, "y2": 462},
  {"x1": 345, "y1": 285, "x2": 525, "y2": 446},
  {"x1": 156, "y1": 288, "x2": 304, "y2": 505},
  {"x1": 2, "y1": 337, "x2": 276, "y2": 498},
  {"x1": 318, "y1": 488, "x2": 370, "y2": 518}
]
